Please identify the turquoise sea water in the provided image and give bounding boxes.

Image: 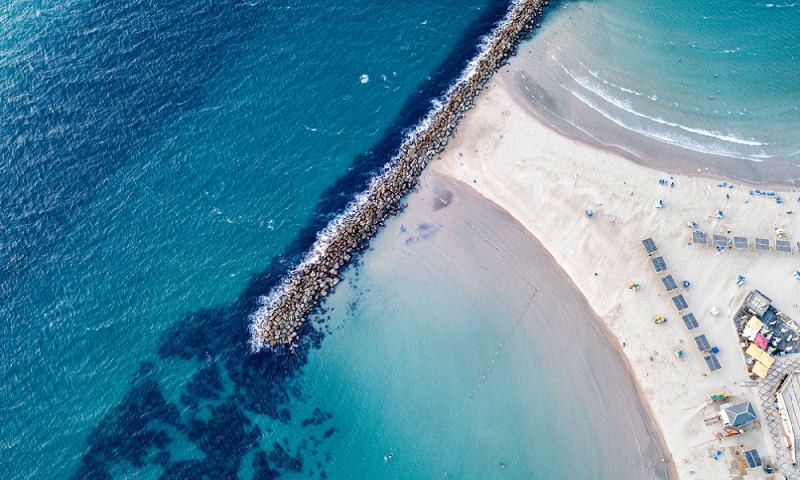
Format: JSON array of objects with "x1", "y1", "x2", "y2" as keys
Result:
[
  {"x1": 1, "y1": 0, "x2": 515, "y2": 477},
  {"x1": 514, "y1": 0, "x2": 800, "y2": 174},
  {"x1": 1, "y1": 0, "x2": 795, "y2": 478}
]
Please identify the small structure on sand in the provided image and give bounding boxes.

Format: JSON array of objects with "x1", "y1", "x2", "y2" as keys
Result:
[
  {"x1": 775, "y1": 371, "x2": 800, "y2": 465},
  {"x1": 721, "y1": 401, "x2": 757, "y2": 428},
  {"x1": 744, "y1": 290, "x2": 771, "y2": 317},
  {"x1": 734, "y1": 290, "x2": 800, "y2": 379}
]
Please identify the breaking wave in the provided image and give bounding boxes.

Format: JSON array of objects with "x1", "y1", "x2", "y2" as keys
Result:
[{"x1": 249, "y1": 0, "x2": 535, "y2": 351}]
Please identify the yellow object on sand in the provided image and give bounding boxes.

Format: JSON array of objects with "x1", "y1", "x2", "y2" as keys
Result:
[
  {"x1": 752, "y1": 362, "x2": 769, "y2": 379},
  {"x1": 746, "y1": 343, "x2": 775, "y2": 380},
  {"x1": 746, "y1": 316, "x2": 764, "y2": 332}
]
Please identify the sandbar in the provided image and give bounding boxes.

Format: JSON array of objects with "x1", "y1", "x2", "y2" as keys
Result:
[{"x1": 433, "y1": 65, "x2": 800, "y2": 479}]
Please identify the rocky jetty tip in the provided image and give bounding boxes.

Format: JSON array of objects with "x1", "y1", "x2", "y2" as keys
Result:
[{"x1": 250, "y1": 0, "x2": 548, "y2": 351}]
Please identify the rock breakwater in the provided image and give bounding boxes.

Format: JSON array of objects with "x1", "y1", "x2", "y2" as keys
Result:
[{"x1": 250, "y1": 0, "x2": 547, "y2": 350}]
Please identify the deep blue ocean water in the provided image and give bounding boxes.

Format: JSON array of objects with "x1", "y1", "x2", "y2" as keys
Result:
[
  {"x1": 1, "y1": 1, "x2": 516, "y2": 478},
  {"x1": 1, "y1": 0, "x2": 796, "y2": 478}
]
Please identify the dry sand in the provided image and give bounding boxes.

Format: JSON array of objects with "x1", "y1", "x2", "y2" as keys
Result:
[
  {"x1": 316, "y1": 170, "x2": 671, "y2": 478},
  {"x1": 432, "y1": 70, "x2": 800, "y2": 479}
]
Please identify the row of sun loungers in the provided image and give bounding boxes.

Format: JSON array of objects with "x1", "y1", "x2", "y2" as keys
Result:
[
  {"x1": 692, "y1": 231, "x2": 795, "y2": 254},
  {"x1": 641, "y1": 238, "x2": 721, "y2": 372}
]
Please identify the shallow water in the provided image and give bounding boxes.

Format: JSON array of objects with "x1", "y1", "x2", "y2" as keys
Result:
[
  {"x1": 292, "y1": 173, "x2": 668, "y2": 479},
  {"x1": 0, "y1": 0, "x2": 518, "y2": 478},
  {"x1": 6, "y1": 0, "x2": 791, "y2": 477},
  {"x1": 512, "y1": 0, "x2": 800, "y2": 180}
]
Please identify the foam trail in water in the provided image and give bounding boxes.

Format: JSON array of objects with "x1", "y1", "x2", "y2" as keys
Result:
[
  {"x1": 249, "y1": 0, "x2": 545, "y2": 351},
  {"x1": 548, "y1": 54, "x2": 769, "y2": 156},
  {"x1": 565, "y1": 87, "x2": 765, "y2": 161}
]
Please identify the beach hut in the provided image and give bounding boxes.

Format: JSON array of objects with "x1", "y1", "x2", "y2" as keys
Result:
[
  {"x1": 720, "y1": 402, "x2": 757, "y2": 427},
  {"x1": 776, "y1": 372, "x2": 800, "y2": 466},
  {"x1": 743, "y1": 290, "x2": 771, "y2": 317}
]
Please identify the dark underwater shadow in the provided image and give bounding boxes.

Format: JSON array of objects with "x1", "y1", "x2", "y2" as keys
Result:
[{"x1": 68, "y1": 0, "x2": 561, "y2": 478}]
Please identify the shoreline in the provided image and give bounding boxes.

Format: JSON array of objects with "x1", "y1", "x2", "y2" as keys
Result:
[
  {"x1": 502, "y1": 70, "x2": 800, "y2": 190},
  {"x1": 433, "y1": 74, "x2": 800, "y2": 479},
  {"x1": 313, "y1": 167, "x2": 673, "y2": 477},
  {"x1": 249, "y1": 0, "x2": 548, "y2": 349},
  {"x1": 432, "y1": 173, "x2": 678, "y2": 479}
]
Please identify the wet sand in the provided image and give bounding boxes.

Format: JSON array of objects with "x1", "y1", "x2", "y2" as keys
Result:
[
  {"x1": 434, "y1": 72, "x2": 800, "y2": 479},
  {"x1": 503, "y1": 15, "x2": 800, "y2": 188},
  {"x1": 506, "y1": 67, "x2": 800, "y2": 189},
  {"x1": 302, "y1": 169, "x2": 672, "y2": 478}
]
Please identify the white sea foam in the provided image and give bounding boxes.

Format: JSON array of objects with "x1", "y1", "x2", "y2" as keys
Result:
[
  {"x1": 566, "y1": 88, "x2": 765, "y2": 162},
  {"x1": 553, "y1": 55, "x2": 768, "y2": 148},
  {"x1": 250, "y1": 0, "x2": 533, "y2": 351},
  {"x1": 619, "y1": 86, "x2": 643, "y2": 96},
  {"x1": 576, "y1": 58, "x2": 644, "y2": 96}
]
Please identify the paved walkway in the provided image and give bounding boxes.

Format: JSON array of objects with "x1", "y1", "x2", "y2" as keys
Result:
[{"x1": 756, "y1": 355, "x2": 800, "y2": 477}]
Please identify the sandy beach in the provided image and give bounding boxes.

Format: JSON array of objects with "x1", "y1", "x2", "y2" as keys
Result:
[
  {"x1": 304, "y1": 166, "x2": 671, "y2": 478},
  {"x1": 432, "y1": 66, "x2": 800, "y2": 479}
]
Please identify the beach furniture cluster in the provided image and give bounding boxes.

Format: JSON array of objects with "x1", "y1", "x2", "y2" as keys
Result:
[
  {"x1": 249, "y1": 0, "x2": 549, "y2": 350},
  {"x1": 641, "y1": 238, "x2": 723, "y2": 372},
  {"x1": 732, "y1": 292, "x2": 800, "y2": 469},
  {"x1": 748, "y1": 187, "x2": 790, "y2": 205},
  {"x1": 691, "y1": 230, "x2": 796, "y2": 255},
  {"x1": 733, "y1": 290, "x2": 799, "y2": 380}
]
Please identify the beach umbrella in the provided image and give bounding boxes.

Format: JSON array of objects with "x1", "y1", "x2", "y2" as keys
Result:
[
  {"x1": 715, "y1": 210, "x2": 724, "y2": 218},
  {"x1": 585, "y1": 209, "x2": 594, "y2": 218},
  {"x1": 683, "y1": 280, "x2": 691, "y2": 288}
]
